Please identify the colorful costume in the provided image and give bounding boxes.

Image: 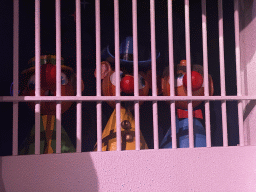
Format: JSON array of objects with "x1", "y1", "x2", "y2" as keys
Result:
[
  {"x1": 94, "y1": 108, "x2": 148, "y2": 151},
  {"x1": 19, "y1": 115, "x2": 75, "y2": 155},
  {"x1": 161, "y1": 109, "x2": 206, "y2": 148},
  {"x1": 95, "y1": 36, "x2": 159, "y2": 151},
  {"x1": 18, "y1": 55, "x2": 83, "y2": 154},
  {"x1": 160, "y1": 60, "x2": 214, "y2": 149}
]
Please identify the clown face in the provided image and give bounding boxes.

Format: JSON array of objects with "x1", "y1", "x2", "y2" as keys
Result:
[
  {"x1": 161, "y1": 60, "x2": 214, "y2": 109},
  {"x1": 20, "y1": 55, "x2": 83, "y2": 115},
  {"x1": 95, "y1": 61, "x2": 152, "y2": 109}
]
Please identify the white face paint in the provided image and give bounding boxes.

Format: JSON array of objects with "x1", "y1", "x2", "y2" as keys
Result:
[
  {"x1": 110, "y1": 71, "x2": 124, "y2": 86},
  {"x1": 169, "y1": 73, "x2": 184, "y2": 87},
  {"x1": 169, "y1": 73, "x2": 204, "y2": 88}
]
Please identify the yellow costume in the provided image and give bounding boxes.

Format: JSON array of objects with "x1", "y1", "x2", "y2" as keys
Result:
[{"x1": 95, "y1": 108, "x2": 148, "y2": 151}]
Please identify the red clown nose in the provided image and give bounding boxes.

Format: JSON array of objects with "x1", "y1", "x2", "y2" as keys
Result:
[
  {"x1": 40, "y1": 64, "x2": 56, "y2": 87},
  {"x1": 120, "y1": 75, "x2": 134, "y2": 94},
  {"x1": 183, "y1": 71, "x2": 203, "y2": 91}
]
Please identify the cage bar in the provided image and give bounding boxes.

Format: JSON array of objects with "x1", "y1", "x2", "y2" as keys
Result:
[
  {"x1": 167, "y1": 0, "x2": 177, "y2": 149},
  {"x1": 114, "y1": 0, "x2": 121, "y2": 151},
  {"x1": 4, "y1": 95, "x2": 256, "y2": 102},
  {"x1": 150, "y1": 0, "x2": 159, "y2": 149},
  {"x1": 55, "y1": 0, "x2": 62, "y2": 154},
  {"x1": 76, "y1": 102, "x2": 82, "y2": 152},
  {"x1": 76, "y1": 0, "x2": 82, "y2": 152},
  {"x1": 95, "y1": 0, "x2": 102, "y2": 151},
  {"x1": 218, "y1": 0, "x2": 228, "y2": 147},
  {"x1": 234, "y1": 0, "x2": 244, "y2": 147},
  {"x1": 12, "y1": 0, "x2": 19, "y2": 156},
  {"x1": 132, "y1": 0, "x2": 141, "y2": 150},
  {"x1": 35, "y1": 0, "x2": 41, "y2": 155},
  {"x1": 184, "y1": 0, "x2": 194, "y2": 148},
  {"x1": 202, "y1": 0, "x2": 211, "y2": 147}
]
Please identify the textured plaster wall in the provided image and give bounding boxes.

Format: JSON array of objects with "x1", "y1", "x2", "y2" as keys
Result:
[
  {"x1": 1, "y1": 146, "x2": 256, "y2": 192},
  {"x1": 240, "y1": 0, "x2": 256, "y2": 145}
]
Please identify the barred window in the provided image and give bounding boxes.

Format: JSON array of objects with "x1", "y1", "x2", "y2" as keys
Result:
[{"x1": 0, "y1": 0, "x2": 249, "y2": 155}]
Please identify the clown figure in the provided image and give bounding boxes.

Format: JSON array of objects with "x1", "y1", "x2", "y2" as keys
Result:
[
  {"x1": 94, "y1": 36, "x2": 160, "y2": 151},
  {"x1": 160, "y1": 60, "x2": 214, "y2": 148},
  {"x1": 19, "y1": 55, "x2": 84, "y2": 154}
]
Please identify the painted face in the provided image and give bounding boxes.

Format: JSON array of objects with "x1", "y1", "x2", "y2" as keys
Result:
[
  {"x1": 96, "y1": 61, "x2": 151, "y2": 109},
  {"x1": 21, "y1": 64, "x2": 77, "y2": 115},
  {"x1": 161, "y1": 61, "x2": 214, "y2": 109}
]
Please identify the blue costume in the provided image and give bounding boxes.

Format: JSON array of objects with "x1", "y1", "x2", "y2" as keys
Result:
[{"x1": 161, "y1": 115, "x2": 206, "y2": 148}]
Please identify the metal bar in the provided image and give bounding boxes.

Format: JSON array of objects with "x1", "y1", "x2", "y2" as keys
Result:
[
  {"x1": 4, "y1": 95, "x2": 256, "y2": 102},
  {"x1": 234, "y1": 0, "x2": 244, "y2": 146},
  {"x1": 76, "y1": 0, "x2": 82, "y2": 97},
  {"x1": 35, "y1": 0, "x2": 41, "y2": 155},
  {"x1": 12, "y1": 0, "x2": 19, "y2": 156},
  {"x1": 114, "y1": 0, "x2": 121, "y2": 151},
  {"x1": 132, "y1": 0, "x2": 141, "y2": 150},
  {"x1": 55, "y1": 0, "x2": 62, "y2": 154},
  {"x1": 96, "y1": 102, "x2": 102, "y2": 151},
  {"x1": 218, "y1": 0, "x2": 228, "y2": 147},
  {"x1": 150, "y1": 0, "x2": 159, "y2": 149},
  {"x1": 13, "y1": 103, "x2": 18, "y2": 155},
  {"x1": 76, "y1": 102, "x2": 82, "y2": 152},
  {"x1": 168, "y1": 0, "x2": 177, "y2": 149},
  {"x1": 202, "y1": 0, "x2": 211, "y2": 147},
  {"x1": 185, "y1": 0, "x2": 194, "y2": 148},
  {"x1": 76, "y1": 0, "x2": 82, "y2": 152},
  {"x1": 56, "y1": 103, "x2": 61, "y2": 153},
  {"x1": 95, "y1": 0, "x2": 102, "y2": 151}
]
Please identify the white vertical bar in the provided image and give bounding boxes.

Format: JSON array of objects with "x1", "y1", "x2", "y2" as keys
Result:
[
  {"x1": 76, "y1": 0, "x2": 82, "y2": 97},
  {"x1": 150, "y1": 0, "x2": 159, "y2": 149},
  {"x1": 76, "y1": 102, "x2": 82, "y2": 152},
  {"x1": 234, "y1": 0, "x2": 244, "y2": 146},
  {"x1": 96, "y1": 102, "x2": 102, "y2": 151},
  {"x1": 12, "y1": 0, "x2": 19, "y2": 156},
  {"x1": 13, "y1": 0, "x2": 19, "y2": 99},
  {"x1": 114, "y1": 0, "x2": 121, "y2": 151},
  {"x1": 218, "y1": 0, "x2": 228, "y2": 147},
  {"x1": 76, "y1": 0, "x2": 82, "y2": 152},
  {"x1": 132, "y1": 0, "x2": 140, "y2": 150},
  {"x1": 35, "y1": 0, "x2": 41, "y2": 155},
  {"x1": 184, "y1": 0, "x2": 194, "y2": 148},
  {"x1": 168, "y1": 0, "x2": 176, "y2": 149},
  {"x1": 202, "y1": 0, "x2": 211, "y2": 147},
  {"x1": 56, "y1": 0, "x2": 61, "y2": 153},
  {"x1": 95, "y1": 0, "x2": 102, "y2": 151},
  {"x1": 13, "y1": 103, "x2": 18, "y2": 155}
]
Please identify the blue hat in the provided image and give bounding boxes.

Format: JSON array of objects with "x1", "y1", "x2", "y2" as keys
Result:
[{"x1": 101, "y1": 36, "x2": 160, "y2": 67}]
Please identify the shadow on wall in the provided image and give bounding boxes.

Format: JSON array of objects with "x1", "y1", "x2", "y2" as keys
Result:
[{"x1": 1, "y1": 153, "x2": 99, "y2": 191}]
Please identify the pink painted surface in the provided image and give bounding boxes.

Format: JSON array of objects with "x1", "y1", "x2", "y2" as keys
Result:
[
  {"x1": 1, "y1": 146, "x2": 256, "y2": 191},
  {"x1": 240, "y1": 0, "x2": 256, "y2": 146}
]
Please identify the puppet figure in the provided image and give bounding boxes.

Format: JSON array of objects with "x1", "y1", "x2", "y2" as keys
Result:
[
  {"x1": 94, "y1": 36, "x2": 160, "y2": 151},
  {"x1": 160, "y1": 60, "x2": 214, "y2": 148},
  {"x1": 19, "y1": 55, "x2": 84, "y2": 154}
]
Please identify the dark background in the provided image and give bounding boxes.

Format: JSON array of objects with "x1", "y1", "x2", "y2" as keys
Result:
[{"x1": 0, "y1": 0, "x2": 239, "y2": 156}]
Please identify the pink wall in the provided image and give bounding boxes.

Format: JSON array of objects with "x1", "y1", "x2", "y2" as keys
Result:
[
  {"x1": 1, "y1": 146, "x2": 256, "y2": 191},
  {"x1": 240, "y1": 0, "x2": 256, "y2": 146}
]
